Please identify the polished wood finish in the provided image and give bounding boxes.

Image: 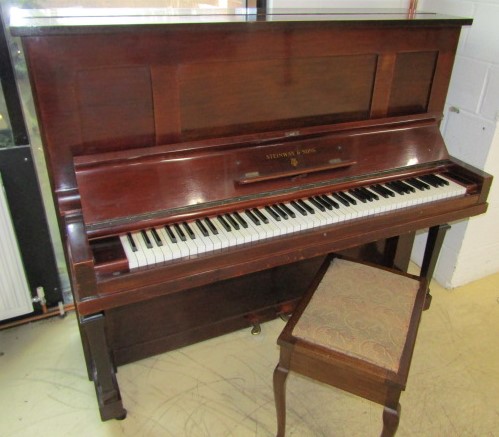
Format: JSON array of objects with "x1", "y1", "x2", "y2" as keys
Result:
[{"x1": 12, "y1": 9, "x2": 491, "y2": 421}]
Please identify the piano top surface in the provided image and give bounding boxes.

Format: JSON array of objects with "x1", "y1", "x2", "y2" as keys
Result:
[{"x1": 10, "y1": 7, "x2": 472, "y2": 35}]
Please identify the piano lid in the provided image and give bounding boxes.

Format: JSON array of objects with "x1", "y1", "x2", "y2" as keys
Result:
[{"x1": 10, "y1": 7, "x2": 472, "y2": 35}]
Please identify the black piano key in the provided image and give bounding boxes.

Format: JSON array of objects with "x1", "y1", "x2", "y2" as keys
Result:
[
  {"x1": 405, "y1": 178, "x2": 428, "y2": 191},
  {"x1": 279, "y1": 203, "x2": 296, "y2": 218},
  {"x1": 432, "y1": 174, "x2": 449, "y2": 185},
  {"x1": 308, "y1": 197, "x2": 326, "y2": 211},
  {"x1": 380, "y1": 184, "x2": 396, "y2": 197},
  {"x1": 386, "y1": 181, "x2": 406, "y2": 195},
  {"x1": 174, "y1": 223, "x2": 187, "y2": 241},
  {"x1": 321, "y1": 195, "x2": 339, "y2": 209},
  {"x1": 217, "y1": 215, "x2": 232, "y2": 231},
  {"x1": 395, "y1": 180, "x2": 414, "y2": 193},
  {"x1": 233, "y1": 212, "x2": 248, "y2": 228},
  {"x1": 314, "y1": 196, "x2": 332, "y2": 210},
  {"x1": 419, "y1": 178, "x2": 431, "y2": 189},
  {"x1": 182, "y1": 222, "x2": 196, "y2": 239},
  {"x1": 196, "y1": 219, "x2": 209, "y2": 237},
  {"x1": 419, "y1": 174, "x2": 440, "y2": 188},
  {"x1": 253, "y1": 208, "x2": 269, "y2": 224},
  {"x1": 421, "y1": 174, "x2": 449, "y2": 187},
  {"x1": 245, "y1": 209, "x2": 261, "y2": 225},
  {"x1": 372, "y1": 184, "x2": 395, "y2": 198},
  {"x1": 265, "y1": 205, "x2": 281, "y2": 221},
  {"x1": 357, "y1": 187, "x2": 373, "y2": 201},
  {"x1": 398, "y1": 180, "x2": 415, "y2": 193},
  {"x1": 290, "y1": 200, "x2": 307, "y2": 215},
  {"x1": 205, "y1": 217, "x2": 219, "y2": 235},
  {"x1": 164, "y1": 225, "x2": 178, "y2": 243},
  {"x1": 151, "y1": 228, "x2": 163, "y2": 246},
  {"x1": 225, "y1": 213, "x2": 240, "y2": 230},
  {"x1": 298, "y1": 199, "x2": 315, "y2": 214},
  {"x1": 369, "y1": 184, "x2": 389, "y2": 198},
  {"x1": 127, "y1": 233, "x2": 138, "y2": 252},
  {"x1": 338, "y1": 191, "x2": 357, "y2": 205},
  {"x1": 362, "y1": 187, "x2": 379, "y2": 201},
  {"x1": 349, "y1": 189, "x2": 367, "y2": 203},
  {"x1": 332, "y1": 193, "x2": 350, "y2": 206},
  {"x1": 394, "y1": 180, "x2": 411, "y2": 193},
  {"x1": 141, "y1": 230, "x2": 153, "y2": 248},
  {"x1": 357, "y1": 188, "x2": 370, "y2": 201},
  {"x1": 272, "y1": 204, "x2": 289, "y2": 220}
]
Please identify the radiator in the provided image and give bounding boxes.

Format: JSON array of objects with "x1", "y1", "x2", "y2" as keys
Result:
[{"x1": 0, "y1": 173, "x2": 33, "y2": 321}]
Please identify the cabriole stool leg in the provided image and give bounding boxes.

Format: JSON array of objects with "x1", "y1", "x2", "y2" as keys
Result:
[
  {"x1": 381, "y1": 403, "x2": 401, "y2": 437},
  {"x1": 273, "y1": 348, "x2": 292, "y2": 437},
  {"x1": 273, "y1": 363, "x2": 289, "y2": 437}
]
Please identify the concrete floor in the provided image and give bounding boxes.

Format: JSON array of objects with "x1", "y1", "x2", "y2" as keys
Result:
[{"x1": 1, "y1": 270, "x2": 498, "y2": 436}]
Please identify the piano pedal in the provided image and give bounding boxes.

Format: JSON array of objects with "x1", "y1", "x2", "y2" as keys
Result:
[
  {"x1": 279, "y1": 313, "x2": 291, "y2": 322},
  {"x1": 251, "y1": 323, "x2": 261, "y2": 335}
]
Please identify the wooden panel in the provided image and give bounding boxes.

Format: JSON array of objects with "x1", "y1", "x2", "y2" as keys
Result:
[
  {"x1": 151, "y1": 66, "x2": 181, "y2": 144},
  {"x1": 178, "y1": 55, "x2": 377, "y2": 139},
  {"x1": 370, "y1": 53, "x2": 396, "y2": 118},
  {"x1": 77, "y1": 66, "x2": 155, "y2": 150},
  {"x1": 106, "y1": 257, "x2": 324, "y2": 364},
  {"x1": 388, "y1": 51, "x2": 438, "y2": 116}
]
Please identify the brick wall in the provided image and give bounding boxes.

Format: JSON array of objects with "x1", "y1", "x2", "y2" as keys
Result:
[{"x1": 412, "y1": 0, "x2": 499, "y2": 287}]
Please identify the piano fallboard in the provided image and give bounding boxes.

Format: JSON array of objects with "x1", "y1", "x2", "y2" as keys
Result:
[{"x1": 74, "y1": 115, "x2": 450, "y2": 233}]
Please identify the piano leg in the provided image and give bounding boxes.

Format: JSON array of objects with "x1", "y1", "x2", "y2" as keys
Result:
[
  {"x1": 420, "y1": 224, "x2": 451, "y2": 310},
  {"x1": 385, "y1": 232, "x2": 416, "y2": 272},
  {"x1": 80, "y1": 313, "x2": 127, "y2": 421},
  {"x1": 338, "y1": 232, "x2": 416, "y2": 272},
  {"x1": 77, "y1": 314, "x2": 94, "y2": 381}
]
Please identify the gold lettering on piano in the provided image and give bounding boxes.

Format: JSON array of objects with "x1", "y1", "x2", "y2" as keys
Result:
[{"x1": 265, "y1": 148, "x2": 317, "y2": 160}]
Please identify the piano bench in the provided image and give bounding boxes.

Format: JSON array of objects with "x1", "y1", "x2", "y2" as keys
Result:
[{"x1": 273, "y1": 257, "x2": 427, "y2": 437}]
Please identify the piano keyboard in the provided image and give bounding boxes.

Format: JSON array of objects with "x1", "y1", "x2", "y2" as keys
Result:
[{"x1": 120, "y1": 174, "x2": 466, "y2": 269}]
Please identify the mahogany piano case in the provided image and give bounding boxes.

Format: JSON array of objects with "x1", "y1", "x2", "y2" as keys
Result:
[{"x1": 11, "y1": 8, "x2": 491, "y2": 420}]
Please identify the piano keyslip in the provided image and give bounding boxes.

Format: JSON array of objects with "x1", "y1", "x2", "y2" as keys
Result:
[{"x1": 120, "y1": 174, "x2": 466, "y2": 269}]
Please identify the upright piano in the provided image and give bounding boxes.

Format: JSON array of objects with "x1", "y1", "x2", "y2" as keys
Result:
[{"x1": 11, "y1": 8, "x2": 492, "y2": 420}]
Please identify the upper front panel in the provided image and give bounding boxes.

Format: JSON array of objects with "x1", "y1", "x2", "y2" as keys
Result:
[{"x1": 18, "y1": 16, "x2": 466, "y2": 205}]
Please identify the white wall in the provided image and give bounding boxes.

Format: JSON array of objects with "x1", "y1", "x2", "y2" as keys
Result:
[{"x1": 412, "y1": 0, "x2": 499, "y2": 287}]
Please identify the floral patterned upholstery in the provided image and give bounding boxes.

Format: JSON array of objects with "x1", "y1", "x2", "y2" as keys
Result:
[{"x1": 292, "y1": 258, "x2": 420, "y2": 373}]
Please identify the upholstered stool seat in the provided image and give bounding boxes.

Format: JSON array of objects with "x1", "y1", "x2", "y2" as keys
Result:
[{"x1": 273, "y1": 257, "x2": 427, "y2": 437}]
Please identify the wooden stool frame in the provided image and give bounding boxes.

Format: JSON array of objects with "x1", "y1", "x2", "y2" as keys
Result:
[{"x1": 273, "y1": 255, "x2": 428, "y2": 436}]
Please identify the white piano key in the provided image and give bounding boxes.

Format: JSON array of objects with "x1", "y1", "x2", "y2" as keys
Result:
[
  {"x1": 153, "y1": 228, "x2": 174, "y2": 261},
  {"x1": 157, "y1": 227, "x2": 183, "y2": 260},
  {"x1": 131, "y1": 230, "x2": 156, "y2": 267},
  {"x1": 145, "y1": 229, "x2": 165, "y2": 264},
  {"x1": 190, "y1": 223, "x2": 208, "y2": 252},
  {"x1": 120, "y1": 234, "x2": 139, "y2": 270}
]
